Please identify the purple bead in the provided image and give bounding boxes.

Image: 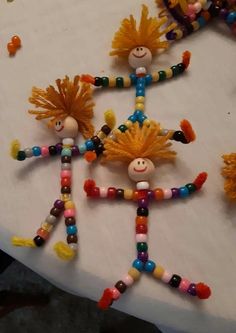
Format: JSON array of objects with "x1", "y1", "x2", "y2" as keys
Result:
[
  {"x1": 220, "y1": 8, "x2": 228, "y2": 20},
  {"x1": 56, "y1": 143, "x2": 63, "y2": 154},
  {"x1": 54, "y1": 200, "x2": 64, "y2": 210},
  {"x1": 166, "y1": 30, "x2": 176, "y2": 40},
  {"x1": 147, "y1": 190, "x2": 154, "y2": 200},
  {"x1": 187, "y1": 283, "x2": 197, "y2": 296},
  {"x1": 171, "y1": 188, "x2": 179, "y2": 199},
  {"x1": 138, "y1": 198, "x2": 148, "y2": 208},
  {"x1": 71, "y1": 145, "x2": 80, "y2": 156},
  {"x1": 137, "y1": 251, "x2": 149, "y2": 262}
]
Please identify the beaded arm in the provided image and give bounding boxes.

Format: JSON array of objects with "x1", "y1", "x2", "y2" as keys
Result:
[{"x1": 84, "y1": 180, "x2": 134, "y2": 200}]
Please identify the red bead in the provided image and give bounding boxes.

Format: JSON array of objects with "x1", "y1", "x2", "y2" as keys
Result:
[
  {"x1": 196, "y1": 283, "x2": 211, "y2": 299},
  {"x1": 61, "y1": 177, "x2": 71, "y2": 186},
  {"x1": 7, "y1": 42, "x2": 16, "y2": 55},
  {"x1": 136, "y1": 224, "x2": 148, "y2": 234},
  {"x1": 107, "y1": 187, "x2": 116, "y2": 199},
  {"x1": 91, "y1": 187, "x2": 100, "y2": 198},
  {"x1": 11, "y1": 35, "x2": 21, "y2": 48}
]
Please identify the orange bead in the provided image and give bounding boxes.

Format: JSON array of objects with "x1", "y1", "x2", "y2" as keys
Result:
[
  {"x1": 7, "y1": 42, "x2": 17, "y2": 55},
  {"x1": 133, "y1": 190, "x2": 139, "y2": 201},
  {"x1": 11, "y1": 35, "x2": 21, "y2": 48},
  {"x1": 37, "y1": 228, "x2": 49, "y2": 240},
  {"x1": 154, "y1": 188, "x2": 164, "y2": 200},
  {"x1": 135, "y1": 216, "x2": 148, "y2": 225}
]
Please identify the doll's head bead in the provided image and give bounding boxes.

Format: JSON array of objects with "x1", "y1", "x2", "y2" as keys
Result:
[
  {"x1": 137, "y1": 251, "x2": 149, "y2": 262},
  {"x1": 128, "y1": 158, "x2": 155, "y2": 182},
  {"x1": 169, "y1": 274, "x2": 182, "y2": 288},
  {"x1": 54, "y1": 200, "x2": 64, "y2": 210},
  {"x1": 33, "y1": 235, "x2": 45, "y2": 247},
  {"x1": 132, "y1": 259, "x2": 144, "y2": 271},
  {"x1": 54, "y1": 116, "x2": 79, "y2": 139},
  {"x1": 115, "y1": 281, "x2": 127, "y2": 294},
  {"x1": 144, "y1": 260, "x2": 156, "y2": 273},
  {"x1": 187, "y1": 283, "x2": 197, "y2": 296},
  {"x1": 128, "y1": 46, "x2": 152, "y2": 69},
  {"x1": 171, "y1": 188, "x2": 179, "y2": 198}
]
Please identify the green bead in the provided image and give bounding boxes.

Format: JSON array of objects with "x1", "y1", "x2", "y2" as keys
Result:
[
  {"x1": 116, "y1": 77, "x2": 124, "y2": 88},
  {"x1": 171, "y1": 65, "x2": 179, "y2": 76},
  {"x1": 17, "y1": 150, "x2": 26, "y2": 161},
  {"x1": 186, "y1": 183, "x2": 197, "y2": 193},
  {"x1": 158, "y1": 71, "x2": 166, "y2": 81},
  {"x1": 118, "y1": 124, "x2": 128, "y2": 132},
  {"x1": 137, "y1": 242, "x2": 148, "y2": 252},
  {"x1": 102, "y1": 77, "x2": 109, "y2": 87}
]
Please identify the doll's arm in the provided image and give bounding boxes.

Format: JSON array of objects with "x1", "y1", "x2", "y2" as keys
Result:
[
  {"x1": 81, "y1": 74, "x2": 134, "y2": 89},
  {"x1": 160, "y1": 119, "x2": 196, "y2": 144},
  {"x1": 153, "y1": 172, "x2": 207, "y2": 201},
  {"x1": 84, "y1": 180, "x2": 134, "y2": 200}
]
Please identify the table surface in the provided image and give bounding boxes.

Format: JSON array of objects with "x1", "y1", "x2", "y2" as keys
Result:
[{"x1": 0, "y1": 1, "x2": 236, "y2": 332}]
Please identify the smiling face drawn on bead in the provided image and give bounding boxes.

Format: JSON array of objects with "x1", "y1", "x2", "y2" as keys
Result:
[
  {"x1": 128, "y1": 158, "x2": 155, "y2": 182},
  {"x1": 128, "y1": 46, "x2": 152, "y2": 69},
  {"x1": 53, "y1": 116, "x2": 79, "y2": 139}
]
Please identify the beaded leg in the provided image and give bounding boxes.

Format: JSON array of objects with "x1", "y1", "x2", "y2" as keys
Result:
[{"x1": 11, "y1": 199, "x2": 64, "y2": 248}]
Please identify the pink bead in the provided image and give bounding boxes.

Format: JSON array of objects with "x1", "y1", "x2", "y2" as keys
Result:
[
  {"x1": 123, "y1": 275, "x2": 134, "y2": 286},
  {"x1": 179, "y1": 278, "x2": 191, "y2": 293},
  {"x1": 163, "y1": 189, "x2": 172, "y2": 199},
  {"x1": 100, "y1": 187, "x2": 107, "y2": 198},
  {"x1": 161, "y1": 271, "x2": 172, "y2": 283},
  {"x1": 136, "y1": 234, "x2": 148, "y2": 242},
  {"x1": 64, "y1": 209, "x2": 76, "y2": 218},
  {"x1": 60, "y1": 170, "x2": 71, "y2": 179},
  {"x1": 111, "y1": 287, "x2": 120, "y2": 300},
  {"x1": 41, "y1": 146, "x2": 49, "y2": 157}
]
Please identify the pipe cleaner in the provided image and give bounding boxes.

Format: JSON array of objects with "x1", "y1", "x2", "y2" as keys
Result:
[
  {"x1": 156, "y1": 0, "x2": 236, "y2": 40},
  {"x1": 222, "y1": 153, "x2": 236, "y2": 201},
  {"x1": 84, "y1": 120, "x2": 211, "y2": 309},
  {"x1": 11, "y1": 75, "x2": 115, "y2": 260}
]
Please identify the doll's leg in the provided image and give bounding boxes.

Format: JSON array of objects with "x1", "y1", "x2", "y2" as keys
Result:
[
  {"x1": 11, "y1": 199, "x2": 64, "y2": 248},
  {"x1": 150, "y1": 260, "x2": 211, "y2": 299}
]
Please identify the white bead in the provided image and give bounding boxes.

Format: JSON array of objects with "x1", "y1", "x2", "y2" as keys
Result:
[
  {"x1": 45, "y1": 214, "x2": 57, "y2": 224},
  {"x1": 24, "y1": 148, "x2": 33, "y2": 158},
  {"x1": 136, "y1": 181, "x2": 150, "y2": 190},
  {"x1": 136, "y1": 67, "x2": 147, "y2": 76},
  {"x1": 61, "y1": 163, "x2": 71, "y2": 170},
  {"x1": 136, "y1": 234, "x2": 148, "y2": 242},
  {"x1": 123, "y1": 275, "x2": 134, "y2": 286},
  {"x1": 100, "y1": 187, "x2": 107, "y2": 198},
  {"x1": 69, "y1": 243, "x2": 78, "y2": 251},
  {"x1": 163, "y1": 189, "x2": 172, "y2": 199},
  {"x1": 62, "y1": 138, "x2": 74, "y2": 146}
]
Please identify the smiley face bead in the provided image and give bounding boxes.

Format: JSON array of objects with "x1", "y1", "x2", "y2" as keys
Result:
[
  {"x1": 128, "y1": 158, "x2": 155, "y2": 182},
  {"x1": 128, "y1": 47, "x2": 152, "y2": 69},
  {"x1": 54, "y1": 116, "x2": 79, "y2": 139}
]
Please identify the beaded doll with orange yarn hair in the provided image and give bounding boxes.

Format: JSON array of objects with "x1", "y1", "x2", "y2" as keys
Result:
[
  {"x1": 84, "y1": 120, "x2": 211, "y2": 310},
  {"x1": 10, "y1": 75, "x2": 115, "y2": 261},
  {"x1": 222, "y1": 153, "x2": 236, "y2": 201}
]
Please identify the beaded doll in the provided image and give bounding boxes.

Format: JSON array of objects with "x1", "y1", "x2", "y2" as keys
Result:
[
  {"x1": 11, "y1": 76, "x2": 115, "y2": 260},
  {"x1": 84, "y1": 120, "x2": 211, "y2": 309},
  {"x1": 156, "y1": 0, "x2": 236, "y2": 41},
  {"x1": 81, "y1": 4, "x2": 191, "y2": 136},
  {"x1": 222, "y1": 153, "x2": 236, "y2": 200}
]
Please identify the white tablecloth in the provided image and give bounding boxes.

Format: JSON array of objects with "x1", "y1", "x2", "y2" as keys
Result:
[{"x1": 0, "y1": 1, "x2": 236, "y2": 332}]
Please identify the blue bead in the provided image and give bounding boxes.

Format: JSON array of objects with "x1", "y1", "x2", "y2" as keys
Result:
[
  {"x1": 67, "y1": 225, "x2": 77, "y2": 235},
  {"x1": 136, "y1": 83, "x2": 145, "y2": 89},
  {"x1": 138, "y1": 115, "x2": 147, "y2": 124},
  {"x1": 78, "y1": 144, "x2": 86, "y2": 154},
  {"x1": 32, "y1": 146, "x2": 41, "y2": 156},
  {"x1": 129, "y1": 73, "x2": 137, "y2": 84},
  {"x1": 136, "y1": 89, "x2": 145, "y2": 97},
  {"x1": 226, "y1": 12, "x2": 236, "y2": 24},
  {"x1": 132, "y1": 259, "x2": 144, "y2": 271},
  {"x1": 144, "y1": 260, "x2": 156, "y2": 273},
  {"x1": 134, "y1": 110, "x2": 143, "y2": 118},
  {"x1": 61, "y1": 148, "x2": 72, "y2": 156},
  {"x1": 197, "y1": 16, "x2": 206, "y2": 27},
  {"x1": 128, "y1": 114, "x2": 137, "y2": 123},
  {"x1": 137, "y1": 77, "x2": 145, "y2": 85},
  {"x1": 85, "y1": 139, "x2": 94, "y2": 151},
  {"x1": 145, "y1": 74, "x2": 152, "y2": 85},
  {"x1": 179, "y1": 186, "x2": 189, "y2": 198}
]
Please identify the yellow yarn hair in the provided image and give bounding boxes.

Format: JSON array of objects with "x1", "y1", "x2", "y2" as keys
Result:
[
  {"x1": 110, "y1": 5, "x2": 176, "y2": 57},
  {"x1": 10, "y1": 140, "x2": 20, "y2": 159},
  {"x1": 54, "y1": 241, "x2": 76, "y2": 260},
  {"x1": 11, "y1": 236, "x2": 36, "y2": 247},
  {"x1": 222, "y1": 153, "x2": 236, "y2": 201},
  {"x1": 103, "y1": 121, "x2": 176, "y2": 163},
  {"x1": 28, "y1": 76, "x2": 95, "y2": 139}
]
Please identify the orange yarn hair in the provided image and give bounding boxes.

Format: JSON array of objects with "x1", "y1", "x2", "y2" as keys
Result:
[
  {"x1": 28, "y1": 76, "x2": 94, "y2": 139},
  {"x1": 109, "y1": 5, "x2": 176, "y2": 58},
  {"x1": 222, "y1": 153, "x2": 236, "y2": 201},
  {"x1": 103, "y1": 121, "x2": 176, "y2": 163}
]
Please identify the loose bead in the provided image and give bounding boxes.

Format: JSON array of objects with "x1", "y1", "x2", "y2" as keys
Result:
[
  {"x1": 115, "y1": 280, "x2": 127, "y2": 294},
  {"x1": 137, "y1": 207, "x2": 149, "y2": 217},
  {"x1": 66, "y1": 225, "x2": 77, "y2": 235},
  {"x1": 179, "y1": 186, "x2": 189, "y2": 198},
  {"x1": 135, "y1": 233, "x2": 147, "y2": 243},
  {"x1": 128, "y1": 267, "x2": 141, "y2": 280},
  {"x1": 49, "y1": 145, "x2": 57, "y2": 155},
  {"x1": 136, "y1": 242, "x2": 148, "y2": 252},
  {"x1": 45, "y1": 214, "x2": 57, "y2": 224},
  {"x1": 61, "y1": 163, "x2": 71, "y2": 170},
  {"x1": 7, "y1": 42, "x2": 16, "y2": 55},
  {"x1": 60, "y1": 170, "x2": 71, "y2": 179},
  {"x1": 11, "y1": 35, "x2": 21, "y2": 48},
  {"x1": 41, "y1": 146, "x2": 49, "y2": 157},
  {"x1": 169, "y1": 274, "x2": 182, "y2": 288},
  {"x1": 153, "y1": 265, "x2": 164, "y2": 279},
  {"x1": 33, "y1": 235, "x2": 45, "y2": 247},
  {"x1": 132, "y1": 259, "x2": 144, "y2": 271},
  {"x1": 41, "y1": 222, "x2": 53, "y2": 232},
  {"x1": 136, "y1": 224, "x2": 147, "y2": 234},
  {"x1": 162, "y1": 271, "x2": 172, "y2": 283},
  {"x1": 69, "y1": 243, "x2": 78, "y2": 251},
  {"x1": 107, "y1": 187, "x2": 116, "y2": 199},
  {"x1": 179, "y1": 279, "x2": 191, "y2": 293},
  {"x1": 122, "y1": 275, "x2": 134, "y2": 286},
  {"x1": 144, "y1": 260, "x2": 156, "y2": 273},
  {"x1": 187, "y1": 283, "x2": 197, "y2": 296},
  {"x1": 37, "y1": 228, "x2": 49, "y2": 240},
  {"x1": 61, "y1": 177, "x2": 71, "y2": 187},
  {"x1": 171, "y1": 188, "x2": 179, "y2": 198},
  {"x1": 50, "y1": 207, "x2": 61, "y2": 217},
  {"x1": 111, "y1": 287, "x2": 120, "y2": 300},
  {"x1": 65, "y1": 217, "x2": 76, "y2": 226},
  {"x1": 135, "y1": 216, "x2": 148, "y2": 225},
  {"x1": 54, "y1": 199, "x2": 64, "y2": 210},
  {"x1": 137, "y1": 251, "x2": 149, "y2": 262},
  {"x1": 64, "y1": 209, "x2": 76, "y2": 218},
  {"x1": 78, "y1": 144, "x2": 86, "y2": 154},
  {"x1": 67, "y1": 234, "x2": 78, "y2": 243},
  {"x1": 154, "y1": 188, "x2": 164, "y2": 200},
  {"x1": 163, "y1": 189, "x2": 172, "y2": 199},
  {"x1": 24, "y1": 148, "x2": 33, "y2": 158},
  {"x1": 64, "y1": 201, "x2": 75, "y2": 209}
]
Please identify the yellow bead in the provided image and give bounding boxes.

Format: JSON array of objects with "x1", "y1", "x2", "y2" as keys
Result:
[
  {"x1": 65, "y1": 201, "x2": 75, "y2": 209},
  {"x1": 124, "y1": 120, "x2": 132, "y2": 128},
  {"x1": 124, "y1": 76, "x2": 131, "y2": 87},
  {"x1": 152, "y1": 71, "x2": 159, "y2": 82},
  {"x1": 135, "y1": 96, "x2": 145, "y2": 103},
  {"x1": 61, "y1": 194, "x2": 71, "y2": 202},
  {"x1": 192, "y1": 21, "x2": 200, "y2": 31},
  {"x1": 128, "y1": 267, "x2": 141, "y2": 280},
  {"x1": 124, "y1": 189, "x2": 133, "y2": 200},
  {"x1": 153, "y1": 265, "x2": 165, "y2": 279},
  {"x1": 143, "y1": 119, "x2": 151, "y2": 126},
  {"x1": 135, "y1": 103, "x2": 144, "y2": 111},
  {"x1": 41, "y1": 222, "x2": 53, "y2": 232},
  {"x1": 97, "y1": 131, "x2": 106, "y2": 140},
  {"x1": 109, "y1": 76, "x2": 116, "y2": 87},
  {"x1": 175, "y1": 29, "x2": 183, "y2": 40},
  {"x1": 113, "y1": 128, "x2": 121, "y2": 136},
  {"x1": 165, "y1": 68, "x2": 173, "y2": 79}
]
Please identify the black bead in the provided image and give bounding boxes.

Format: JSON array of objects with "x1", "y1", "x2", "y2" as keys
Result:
[
  {"x1": 137, "y1": 207, "x2": 149, "y2": 217},
  {"x1": 169, "y1": 274, "x2": 182, "y2": 288},
  {"x1": 95, "y1": 143, "x2": 104, "y2": 156},
  {"x1": 115, "y1": 280, "x2": 127, "y2": 293},
  {"x1": 94, "y1": 77, "x2": 102, "y2": 87},
  {"x1": 101, "y1": 125, "x2": 111, "y2": 135},
  {"x1": 177, "y1": 63, "x2": 186, "y2": 73},
  {"x1": 61, "y1": 186, "x2": 71, "y2": 194},
  {"x1": 116, "y1": 189, "x2": 124, "y2": 199},
  {"x1": 61, "y1": 155, "x2": 71, "y2": 163},
  {"x1": 17, "y1": 151, "x2": 26, "y2": 161},
  {"x1": 33, "y1": 236, "x2": 45, "y2": 247},
  {"x1": 172, "y1": 131, "x2": 188, "y2": 144},
  {"x1": 49, "y1": 145, "x2": 57, "y2": 156},
  {"x1": 65, "y1": 217, "x2": 76, "y2": 226},
  {"x1": 50, "y1": 207, "x2": 61, "y2": 217},
  {"x1": 91, "y1": 136, "x2": 101, "y2": 146}
]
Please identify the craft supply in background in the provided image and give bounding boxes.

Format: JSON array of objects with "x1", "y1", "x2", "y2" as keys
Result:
[
  {"x1": 7, "y1": 35, "x2": 21, "y2": 56},
  {"x1": 222, "y1": 153, "x2": 236, "y2": 201}
]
